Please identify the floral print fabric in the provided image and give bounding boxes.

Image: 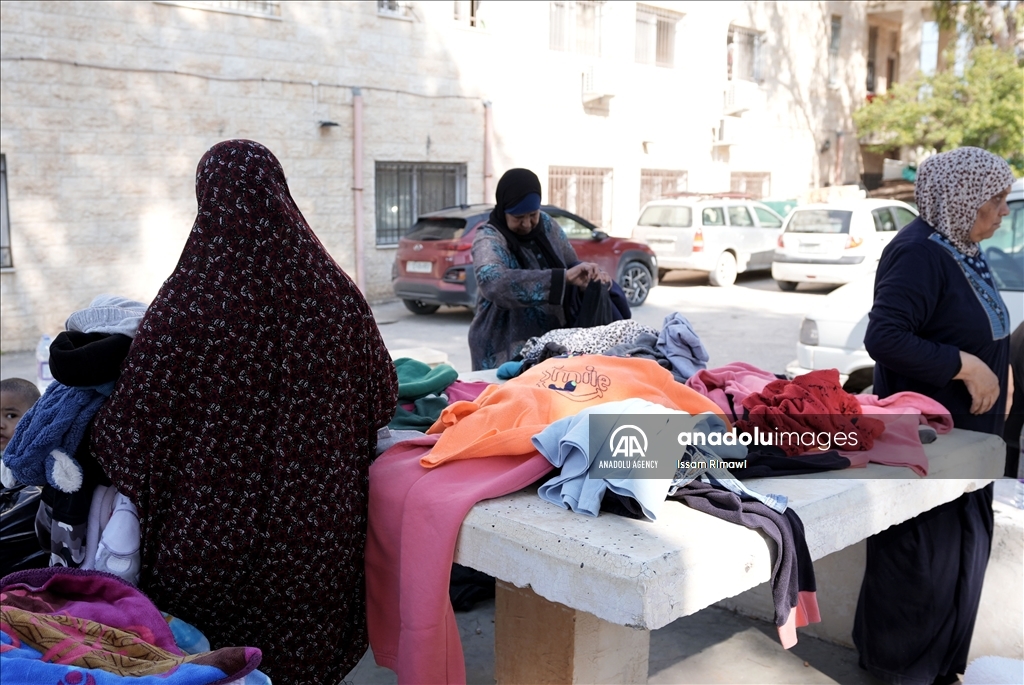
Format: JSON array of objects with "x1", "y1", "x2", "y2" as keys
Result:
[
  {"x1": 89, "y1": 140, "x2": 398, "y2": 685},
  {"x1": 914, "y1": 146, "x2": 1015, "y2": 257}
]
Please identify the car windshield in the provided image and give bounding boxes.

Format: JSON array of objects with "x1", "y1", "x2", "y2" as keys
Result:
[
  {"x1": 404, "y1": 217, "x2": 469, "y2": 241},
  {"x1": 981, "y1": 199, "x2": 1024, "y2": 291},
  {"x1": 786, "y1": 209, "x2": 853, "y2": 234},
  {"x1": 638, "y1": 206, "x2": 692, "y2": 228}
]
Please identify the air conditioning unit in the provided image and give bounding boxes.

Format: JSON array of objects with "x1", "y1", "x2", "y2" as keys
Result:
[
  {"x1": 723, "y1": 79, "x2": 760, "y2": 116},
  {"x1": 581, "y1": 66, "x2": 614, "y2": 104}
]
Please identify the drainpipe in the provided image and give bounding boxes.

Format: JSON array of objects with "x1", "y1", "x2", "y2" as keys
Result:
[
  {"x1": 483, "y1": 101, "x2": 495, "y2": 202},
  {"x1": 352, "y1": 87, "x2": 365, "y2": 293},
  {"x1": 833, "y1": 129, "x2": 845, "y2": 187}
]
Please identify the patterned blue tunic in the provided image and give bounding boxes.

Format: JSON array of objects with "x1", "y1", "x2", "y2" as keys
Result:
[{"x1": 468, "y1": 212, "x2": 579, "y2": 370}]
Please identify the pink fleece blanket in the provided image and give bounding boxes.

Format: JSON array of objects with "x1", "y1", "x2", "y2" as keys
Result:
[
  {"x1": 365, "y1": 435, "x2": 553, "y2": 685},
  {"x1": 838, "y1": 392, "x2": 954, "y2": 476},
  {"x1": 685, "y1": 362, "x2": 778, "y2": 420},
  {"x1": 855, "y1": 391, "x2": 955, "y2": 432}
]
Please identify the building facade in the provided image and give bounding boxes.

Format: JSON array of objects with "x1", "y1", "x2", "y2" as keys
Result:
[{"x1": 0, "y1": 0, "x2": 929, "y2": 350}]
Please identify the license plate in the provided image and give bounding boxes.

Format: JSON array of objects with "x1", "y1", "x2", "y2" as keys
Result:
[
  {"x1": 406, "y1": 261, "x2": 433, "y2": 274},
  {"x1": 799, "y1": 243, "x2": 826, "y2": 254}
]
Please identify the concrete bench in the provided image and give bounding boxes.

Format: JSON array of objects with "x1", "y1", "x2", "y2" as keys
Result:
[{"x1": 451, "y1": 428, "x2": 1005, "y2": 684}]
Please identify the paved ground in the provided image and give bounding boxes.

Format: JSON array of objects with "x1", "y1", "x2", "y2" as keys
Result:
[
  {"x1": 1, "y1": 272, "x2": 890, "y2": 684},
  {"x1": 343, "y1": 600, "x2": 885, "y2": 685},
  {"x1": 375, "y1": 269, "x2": 839, "y2": 375}
]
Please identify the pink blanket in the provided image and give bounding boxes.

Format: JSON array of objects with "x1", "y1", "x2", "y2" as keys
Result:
[
  {"x1": 365, "y1": 436, "x2": 553, "y2": 685},
  {"x1": 838, "y1": 392, "x2": 954, "y2": 476},
  {"x1": 685, "y1": 362, "x2": 778, "y2": 420}
]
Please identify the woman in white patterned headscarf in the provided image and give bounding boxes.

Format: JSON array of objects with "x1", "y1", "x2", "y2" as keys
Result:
[{"x1": 857, "y1": 147, "x2": 1015, "y2": 685}]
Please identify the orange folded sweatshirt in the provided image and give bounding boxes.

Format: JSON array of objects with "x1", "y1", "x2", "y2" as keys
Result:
[{"x1": 422, "y1": 355, "x2": 725, "y2": 467}]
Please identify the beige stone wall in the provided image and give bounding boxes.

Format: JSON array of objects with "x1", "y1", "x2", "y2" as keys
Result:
[
  {"x1": 0, "y1": 0, "x2": 485, "y2": 350},
  {"x1": 1, "y1": 0, "x2": 875, "y2": 350}
]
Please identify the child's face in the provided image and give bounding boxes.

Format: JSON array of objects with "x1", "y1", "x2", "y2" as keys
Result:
[{"x1": 0, "y1": 391, "x2": 35, "y2": 453}]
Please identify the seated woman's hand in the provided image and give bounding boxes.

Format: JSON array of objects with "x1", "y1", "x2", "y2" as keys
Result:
[{"x1": 954, "y1": 351, "x2": 1001, "y2": 415}]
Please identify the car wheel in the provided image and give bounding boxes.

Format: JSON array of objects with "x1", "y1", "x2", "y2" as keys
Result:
[
  {"x1": 403, "y1": 299, "x2": 440, "y2": 315},
  {"x1": 619, "y1": 261, "x2": 653, "y2": 307},
  {"x1": 708, "y1": 252, "x2": 737, "y2": 287},
  {"x1": 776, "y1": 280, "x2": 799, "y2": 292}
]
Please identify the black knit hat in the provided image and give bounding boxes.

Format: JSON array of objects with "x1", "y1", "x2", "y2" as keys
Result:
[{"x1": 48, "y1": 331, "x2": 133, "y2": 388}]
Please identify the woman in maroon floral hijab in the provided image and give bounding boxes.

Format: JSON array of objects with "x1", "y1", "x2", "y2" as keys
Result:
[{"x1": 91, "y1": 140, "x2": 398, "y2": 684}]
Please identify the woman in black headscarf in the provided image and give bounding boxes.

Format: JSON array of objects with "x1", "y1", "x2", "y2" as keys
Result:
[{"x1": 467, "y1": 168, "x2": 609, "y2": 370}]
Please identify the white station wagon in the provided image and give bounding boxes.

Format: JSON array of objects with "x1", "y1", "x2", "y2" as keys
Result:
[
  {"x1": 631, "y1": 195, "x2": 785, "y2": 287},
  {"x1": 772, "y1": 199, "x2": 919, "y2": 291}
]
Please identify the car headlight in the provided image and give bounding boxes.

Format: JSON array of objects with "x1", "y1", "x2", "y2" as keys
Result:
[{"x1": 799, "y1": 318, "x2": 819, "y2": 346}]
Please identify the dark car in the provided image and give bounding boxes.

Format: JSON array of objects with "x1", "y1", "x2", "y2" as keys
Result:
[{"x1": 392, "y1": 204, "x2": 658, "y2": 314}]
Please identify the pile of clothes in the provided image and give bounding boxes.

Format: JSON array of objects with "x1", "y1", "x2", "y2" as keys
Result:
[
  {"x1": 379, "y1": 357, "x2": 492, "y2": 452},
  {"x1": 366, "y1": 323, "x2": 955, "y2": 685},
  {"x1": 0, "y1": 296, "x2": 271, "y2": 683},
  {"x1": 1, "y1": 567, "x2": 268, "y2": 684},
  {"x1": 497, "y1": 312, "x2": 709, "y2": 382},
  {"x1": 2, "y1": 295, "x2": 147, "y2": 580}
]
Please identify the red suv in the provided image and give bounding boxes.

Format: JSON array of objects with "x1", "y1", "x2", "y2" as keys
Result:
[{"x1": 392, "y1": 204, "x2": 658, "y2": 314}]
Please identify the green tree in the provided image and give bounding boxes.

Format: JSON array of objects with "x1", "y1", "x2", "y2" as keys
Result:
[
  {"x1": 932, "y1": 0, "x2": 1023, "y2": 60},
  {"x1": 854, "y1": 44, "x2": 1024, "y2": 174}
]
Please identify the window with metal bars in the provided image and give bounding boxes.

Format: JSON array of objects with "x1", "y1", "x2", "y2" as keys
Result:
[
  {"x1": 635, "y1": 4, "x2": 681, "y2": 67},
  {"x1": 548, "y1": 166, "x2": 613, "y2": 228},
  {"x1": 640, "y1": 169, "x2": 687, "y2": 208},
  {"x1": 727, "y1": 26, "x2": 763, "y2": 82},
  {"x1": 155, "y1": 1, "x2": 281, "y2": 18},
  {"x1": 550, "y1": 1, "x2": 604, "y2": 56},
  {"x1": 729, "y1": 172, "x2": 771, "y2": 200},
  {"x1": 1, "y1": 155, "x2": 11, "y2": 269},
  {"x1": 375, "y1": 162, "x2": 467, "y2": 246},
  {"x1": 829, "y1": 15, "x2": 842, "y2": 86}
]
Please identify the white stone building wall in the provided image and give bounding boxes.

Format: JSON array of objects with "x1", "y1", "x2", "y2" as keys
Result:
[{"x1": 1, "y1": 0, "x2": 875, "y2": 350}]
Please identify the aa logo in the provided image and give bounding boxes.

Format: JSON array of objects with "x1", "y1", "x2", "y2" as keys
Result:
[{"x1": 609, "y1": 424, "x2": 648, "y2": 459}]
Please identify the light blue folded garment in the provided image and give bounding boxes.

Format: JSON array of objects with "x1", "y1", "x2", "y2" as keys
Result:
[
  {"x1": 532, "y1": 398, "x2": 679, "y2": 520},
  {"x1": 656, "y1": 312, "x2": 709, "y2": 381}
]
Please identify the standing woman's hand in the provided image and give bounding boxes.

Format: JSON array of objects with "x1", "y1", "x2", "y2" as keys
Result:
[
  {"x1": 1007, "y1": 365, "x2": 1014, "y2": 420},
  {"x1": 954, "y1": 351, "x2": 1001, "y2": 414}
]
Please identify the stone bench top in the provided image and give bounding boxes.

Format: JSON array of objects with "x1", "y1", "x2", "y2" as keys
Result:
[{"x1": 452, "y1": 428, "x2": 1003, "y2": 631}]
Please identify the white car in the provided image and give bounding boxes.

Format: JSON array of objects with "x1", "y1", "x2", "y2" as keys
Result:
[
  {"x1": 772, "y1": 199, "x2": 919, "y2": 291},
  {"x1": 631, "y1": 195, "x2": 785, "y2": 287},
  {"x1": 787, "y1": 180, "x2": 1024, "y2": 392}
]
